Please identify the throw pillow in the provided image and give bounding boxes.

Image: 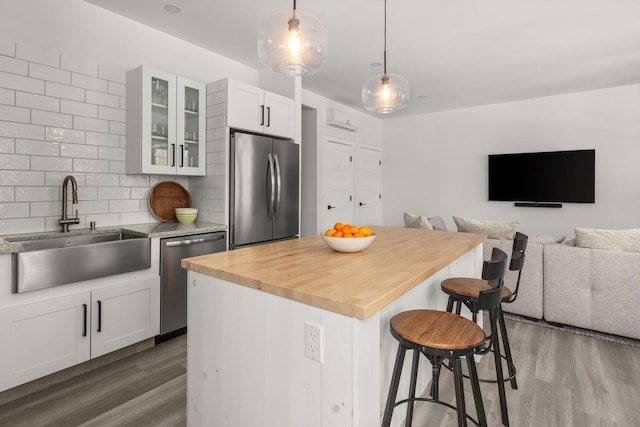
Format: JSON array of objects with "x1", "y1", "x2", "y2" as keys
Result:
[
  {"x1": 575, "y1": 227, "x2": 640, "y2": 252},
  {"x1": 428, "y1": 216, "x2": 448, "y2": 231},
  {"x1": 453, "y1": 216, "x2": 518, "y2": 240},
  {"x1": 403, "y1": 212, "x2": 434, "y2": 230}
]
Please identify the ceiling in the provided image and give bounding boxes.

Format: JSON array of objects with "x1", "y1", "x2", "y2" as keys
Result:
[{"x1": 85, "y1": 0, "x2": 640, "y2": 117}]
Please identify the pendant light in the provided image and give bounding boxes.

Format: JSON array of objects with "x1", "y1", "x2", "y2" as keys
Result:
[
  {"x1": 258, "y1": 0, "x2": 328, "y2": 76},
  {"x1": 362, "y1": 0, "x2": 410, "y2": 114}
]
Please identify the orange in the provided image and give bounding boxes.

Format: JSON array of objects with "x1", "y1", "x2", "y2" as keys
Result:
[
  {"x1": 360, "y1": 226, "x2": 372, "y2": 236},
  {"x1": 348, "y1": 225, "x2": 359, "y2": 235},
  {"x1": 333, "y1": 231, "x2": 344, "y2": 237},
  {"x1": 334, "y1": 222, "x2": 344, "y2": 231},
  {"x1": 354, "y1": 232, "x2": 365, "y2": 238},
  {"x1": 325, "y1": 228, "x2": 337, "y2": 237},
  {"x1": 343, "y1": 233, "x2": 354, "y2": 238}
]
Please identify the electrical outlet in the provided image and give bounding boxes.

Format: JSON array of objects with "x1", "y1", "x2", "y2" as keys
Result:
[{"x1": 305, "y1": 321, "x2": 323, "y2": 363}]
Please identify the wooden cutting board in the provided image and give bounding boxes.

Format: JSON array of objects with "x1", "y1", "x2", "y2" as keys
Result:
[{"x1": 148, "y1": 181, "x2": 192, "y2": 222}]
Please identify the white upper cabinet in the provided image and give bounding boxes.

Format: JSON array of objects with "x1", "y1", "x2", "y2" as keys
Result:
[
  {"x1": 226, "y1": 79, "x2": 294, "y2": 139},
  {"x1": 126, "y1": 66, "x2": 206, "y2": 176}
]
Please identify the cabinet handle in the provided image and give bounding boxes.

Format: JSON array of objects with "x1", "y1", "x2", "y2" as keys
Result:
[
  {"x1": 266, "y1": 106, "x2": 271, "y2": 127},
  {"x1": 171, "y1": 144, "x2": 176, "y2": 167},
  {"x1": 97, "y1": 300, "x2": 102, "y2": 333},
  {"x1": 82, "y1": 303, "x2": 87, "y2": 337},
  {"x1": 359, "y1": 202, "x2": 367, "y2": 206},
  {"x1": 180, "y1": 145, "x2": 184, "y2": 168},
  {"x1": 328, "y1": 205, "x2": 336, "y2": 210},
  {"x1": 260, "y1": 105, "x2": 265, "y2": 126}
]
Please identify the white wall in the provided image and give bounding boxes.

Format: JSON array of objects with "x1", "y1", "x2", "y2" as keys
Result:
[
  {"x1": 0, "y1": 0, "x2": 257, "y2": 234},
  {"x1": 382, "y1": 84, "x2": 640, "y2": 238}
]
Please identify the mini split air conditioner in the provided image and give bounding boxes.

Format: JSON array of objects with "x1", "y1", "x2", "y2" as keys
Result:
[{"x1": 326, "y1": 107, "x2": 359, "y2": 132}]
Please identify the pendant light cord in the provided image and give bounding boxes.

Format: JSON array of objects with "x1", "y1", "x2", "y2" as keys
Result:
[
  {"x1": 383, "y1": 0, "x2": 387, "y2": 75},
  {"x1": 293, "y1": 0, "x2": 297, "y2": 10}
]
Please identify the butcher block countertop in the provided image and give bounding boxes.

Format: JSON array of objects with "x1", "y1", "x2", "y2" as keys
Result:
[{"x1": 181, "y1": 226, "x2": 486, "y2": 320}]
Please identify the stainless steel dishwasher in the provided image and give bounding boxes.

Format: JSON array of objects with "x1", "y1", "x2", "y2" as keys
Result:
[{"x1": 159, "y1": 231, "x2": 226, "y2": 340}]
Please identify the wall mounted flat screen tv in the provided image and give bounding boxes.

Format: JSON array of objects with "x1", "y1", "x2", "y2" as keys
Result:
[{"x1": 488, "y1": 149, "x2": 595, "y2": 204}]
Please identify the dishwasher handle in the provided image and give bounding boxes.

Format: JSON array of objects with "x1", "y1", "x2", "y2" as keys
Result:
[{"x1": 164, "y1": 234, "x2": 225, "y2": 247}]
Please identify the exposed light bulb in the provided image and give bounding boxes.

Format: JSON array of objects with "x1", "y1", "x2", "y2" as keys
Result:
[
  {"x1": 380, "y1": 75, "x2": 390, "y2": 101},
  {"x1": 288, "y1": 29, "x2": 301, "y2": 56}
]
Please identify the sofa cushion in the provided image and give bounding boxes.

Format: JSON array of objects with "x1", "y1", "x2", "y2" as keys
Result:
[
  {"x1": 403, "y1": 212, "x2": 433, "y2": 230},
  {"x1": 575, "y1": 227, "x2": 640, "y2": 252},
  {"x1": 453, "y1": 216, "x2": 518, "y2": 240},
  {"x1": 529, "y1": 235, "x2": 566, "y2": 244}
]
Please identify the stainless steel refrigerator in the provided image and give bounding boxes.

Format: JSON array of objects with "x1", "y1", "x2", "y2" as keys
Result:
[{"x1": 229, "y1": 131, "x2": 299, "y2": 249}]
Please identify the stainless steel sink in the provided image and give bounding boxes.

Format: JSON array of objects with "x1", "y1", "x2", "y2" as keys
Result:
[{"x1": 11, "y1": 231, "x2": 151, "y2": 293}]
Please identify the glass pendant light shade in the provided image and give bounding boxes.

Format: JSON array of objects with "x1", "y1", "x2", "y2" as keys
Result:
[
  {"x1": 258, "y1": 7, "x2": 328, "y2": 76},
  {"x1": 362, "y1": 73, "x2": 410, "y2": 114}
]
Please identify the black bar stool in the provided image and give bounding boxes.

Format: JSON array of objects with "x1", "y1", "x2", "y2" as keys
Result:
[
  {"x1": 440, "y1": 237, "x2": 527, "y2": 426},
  {"x1": 382, "y1": 248, "x2": 508, "y2": 427}
]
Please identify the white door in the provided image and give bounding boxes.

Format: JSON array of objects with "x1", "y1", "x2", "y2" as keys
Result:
[
  {"x1": 324, "y1": 139, "x2": 354, "y2": 230},
  {"x1": 264, "y1": 91, "x2": 294, "y2": 139},
  {"x1": 226, "y1": 79, "x2": 265, "y2": 134},
  {"x1": 355, "y1": 146, "x2": 383, "y2": 226},
  {"x1": 0, "y1": 292, "x2": 91, "y2": 392},
  {"x1": 91, "y1": 276, "x2": 160, "y2": 358}
]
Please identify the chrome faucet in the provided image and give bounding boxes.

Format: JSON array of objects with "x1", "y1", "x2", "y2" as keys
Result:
[{"x1": 59, "y1": 175, "x2": 80, "y2": 232}]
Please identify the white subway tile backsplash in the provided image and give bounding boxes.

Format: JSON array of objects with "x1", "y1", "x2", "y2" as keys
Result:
[
  {"x1": 0, "y1": 170, "x2": 44, "y2": 186},
  {"x1": 29, "y1": 63, "x2": 71, "y2": 85},
  {"x1": 0, "y1": 217, "x2": 44, "y2": 234},
  {"x1": 0, "y1": 187, "x2": 14, "y2": 202},
  {"x1": 109, "y1": 160, "x2": 126, "y2": 174},
  {"x1": 72, "y1": 73, "x2": 108, "y2": 92},
  {"x1": 0, "y1": 104, "x2": 30, "y2": 123},
  {"x1": 120, "y1": 211, "x2": 153, "y2": 225},
  {"x1": 16, "y1": 91, "x2": 60, "y2": 112},
  {"x1": 45, "y1": 81, "x2": 85, "y2": 102},
  {"x1": 109, "y1": 121, "x2": 126, "y2": 135},
  {"x1": 86, "y1": 213, "x2": 120, "y2": 227},
  {"x1": 0, "y1": 122, "x2": 44, "y2": 139},
  {"x1": 0, "y1": 87, "x2": 15, "y2": 105},
  {"x1": 45, "y1": 172, "x2": 85, "y2": 187},
  {"x1": 16, "y1": 138, "x2": 59, "y2": 156},
  {"x1": 75, "y1": 200, "x2": 108, "y2": 215},
  {"x1": 73, "y1": 116, "x2": 109, "y2": 132},
  {"x1": 0, "y1": 71, "x2": 45, "y2": 94},
  {"x1": 131, "y1": 187, "x2": 149, "y2": 199},
  {"x1": 31, "y1": 155, "x2": 73, "y2": 171},
  {"x1": 0, "y1": 153, "x2": 29, "y2": 170},
  {"x1": 108, "y1": 81, "x2": 126, "y2": 97},
  {"x1": 98, "y1": 146, "x2": 125, "y2": 161},
  {"x1": 73, "y1": 158, "x2": 109, "y2": 173},
  {"x1": 32, "y1": 110, "x2": 73, "y2": 128},
  {"x1": 46, "y1": 126, "x2": 85, "y2": 144},
  {"x1": 109, "y1": 199, "x2": 139, "y2": 213},
  {"x1": 99, "y1": 186, "x2": 130, "y2": 200},
  {"x1": 30, "y1": 201, "x2": 61, "y2": 217},
  {"x1": 60, "y1": 54, "x2": 99, "y2": 77},
  {"x1": 98, "y1": 105, "x2": 125, "y2": 122},
  {"x1": 60, "y1": 99, "x2": 98, "y2": 118},
  {"x1": 0, "y1": 56, "x2": 28, "y2": 75},
  {"x1": 86, "y1": 90, "x2": 119, "y2": 108},
  {"x1": 78, "y1": 186, "x2": 97, "y2": 201},
  {"x1": 86, "y1": 131, "x2": 119, "y2": 147},
  {"x1": 15, "y1": 186, "x2": 59, "y2": 202},
  {"x1": 0, "y1": 137, "x2": 14, "y2": 153},
  {"x1": 86, "y1": 173, "x2": 119, "y2": 187},
  {"x1": 120, "y1": 174, "x2": 149, "y2": 187},
  {"x1": 60, "y1": 143, "x2": 98, "y2": 159}
]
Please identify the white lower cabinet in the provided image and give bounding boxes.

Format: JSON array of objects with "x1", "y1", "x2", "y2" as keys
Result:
[
  {"x1": 0, "y1": 292, "x2": 91, "y2": 391},
  {"x1": 0, "y1": 276, "x2": 160, "y2": 392}
]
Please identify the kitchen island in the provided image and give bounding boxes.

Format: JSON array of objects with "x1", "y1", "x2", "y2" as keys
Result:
[{"x1": 181, "y1": 226, "x2": 485, "y2": 427}]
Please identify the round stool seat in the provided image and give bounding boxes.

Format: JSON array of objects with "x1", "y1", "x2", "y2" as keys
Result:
[
  {"x1": 390, "y1": 309, "x2": 485, "y2": 352},
  {"x1": 441, "y1": 277, "x2": 512, "y2": 300}
]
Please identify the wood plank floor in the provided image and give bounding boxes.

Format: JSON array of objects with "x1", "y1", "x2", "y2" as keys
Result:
[{"x1": 0, "y1": 317, "x2": 639, "y2": 426}]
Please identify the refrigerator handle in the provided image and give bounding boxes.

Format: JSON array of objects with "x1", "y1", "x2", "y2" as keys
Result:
[
  {"x1": 274, "y1": 154, "x2": 282, "y2": 218},
  {"x1": 267, "y1": 153, "x2": 276, "y2": 220}
]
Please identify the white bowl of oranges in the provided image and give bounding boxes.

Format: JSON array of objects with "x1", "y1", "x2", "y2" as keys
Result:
[{"x1": 321, "y1": 223, "x2": 375, "y2": 253}]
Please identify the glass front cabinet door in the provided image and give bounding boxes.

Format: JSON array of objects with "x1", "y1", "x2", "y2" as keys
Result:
[{"x1": 126, "y1": 66, "x2": 206, "y2": 176}]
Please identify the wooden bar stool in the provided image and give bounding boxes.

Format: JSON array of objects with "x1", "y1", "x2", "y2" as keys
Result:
[
  {"x1": 382, "y1": 249, "x2": 508, "y2": 427},
  {"x1": 441, "y1": 240, "x2": 525, "y2": 426}
]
